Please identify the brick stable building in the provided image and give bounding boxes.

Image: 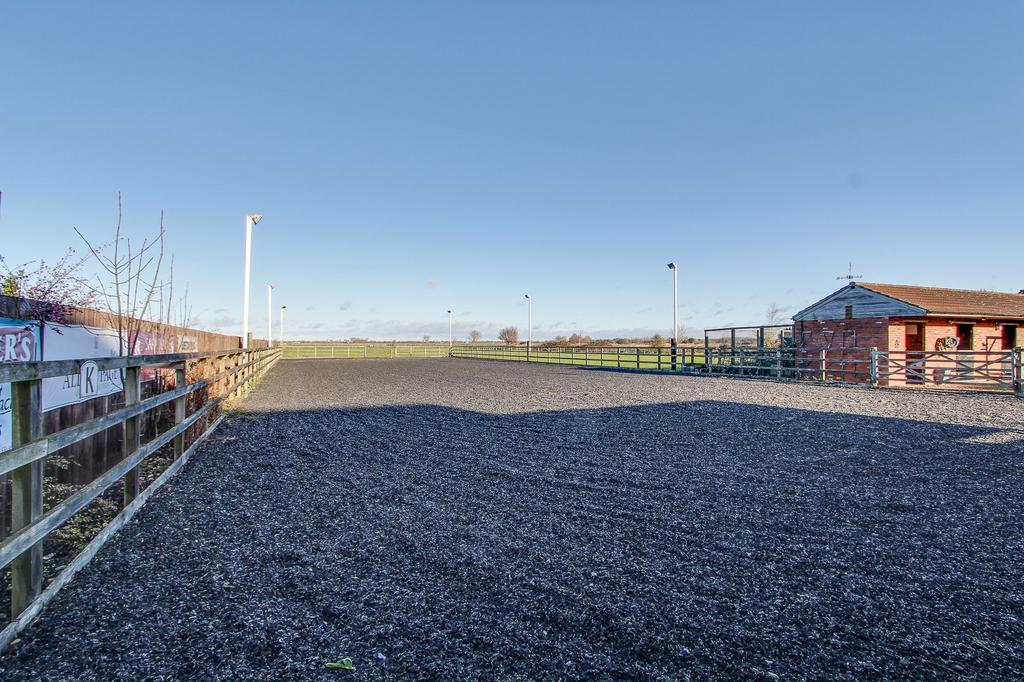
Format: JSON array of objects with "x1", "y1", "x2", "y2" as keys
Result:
[{"x1": 792, "y1": 282, "x2": 1023, "y2": 355}]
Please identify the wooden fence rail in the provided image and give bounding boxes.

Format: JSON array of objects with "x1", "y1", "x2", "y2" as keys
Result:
[
  {"x1": 0, "y1": 346, "x2": 281, "y2": 650},
  {"x1": 450, "y1": 345, "x2": 1024, "y2": 394}
]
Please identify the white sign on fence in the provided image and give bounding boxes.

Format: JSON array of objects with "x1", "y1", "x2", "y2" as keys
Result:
[
  {"x1": 2, "y1": 319, "x2": 202, "y2": 450},
  {"x1": 41, "y1": 322, "x2": 124, "y2": 412},
  {"x1": 1, "y1": 317, "x2": 41, "y2": 452}
]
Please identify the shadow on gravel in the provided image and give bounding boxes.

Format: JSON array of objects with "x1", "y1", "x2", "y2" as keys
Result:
[{"x1": 3, "y1": 401, "x2": 1024, "y2": 680}]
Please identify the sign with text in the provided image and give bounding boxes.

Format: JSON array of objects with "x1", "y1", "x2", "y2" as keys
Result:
[
  {"x1": 0, "y1": 318, "x2": 41, "y2": 452},
  {"x1": 41, "y1": 322, "x2": 124, "y2": 412},
  {"x1": 2, "y1": 319, "x2": 199, "y2": 449},
  {"x1": 79, "y1": 360, "x2": 100, "y2": 399}
]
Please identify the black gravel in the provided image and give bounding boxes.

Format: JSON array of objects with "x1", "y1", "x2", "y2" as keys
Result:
[{"x1": 3, "y1": 359, "x2": 1024, "y2": 680}]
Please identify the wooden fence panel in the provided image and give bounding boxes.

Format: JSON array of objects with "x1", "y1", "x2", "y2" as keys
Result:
[{"x1": 0, "y1": 347, "x2": 281, "y2": 648}]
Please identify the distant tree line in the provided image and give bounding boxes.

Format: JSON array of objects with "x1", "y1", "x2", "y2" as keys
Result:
[{"x1": 485, "y1": 329, "x2": 701, "y2": 348}]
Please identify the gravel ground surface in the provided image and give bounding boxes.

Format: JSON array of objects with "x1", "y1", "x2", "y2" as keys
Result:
[{"x1": 3, "y1": 358, "x2": 1024, "y2": 680}]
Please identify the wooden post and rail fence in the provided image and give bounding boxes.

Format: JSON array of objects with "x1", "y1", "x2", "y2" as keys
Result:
[
  {"x1": 0, "y1": 346, "x2": 280, "y2": 650},
  {"x1": 447, "y1": 344, "x2": 1024, "y2": 394},
  {"x1": 279, "y1": 341, "x2": 1023, "y2": 394}
]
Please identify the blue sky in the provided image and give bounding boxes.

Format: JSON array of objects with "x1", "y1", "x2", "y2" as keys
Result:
[{"x1": 2, "y1": 2, "x2": 1022, "y2": 341}]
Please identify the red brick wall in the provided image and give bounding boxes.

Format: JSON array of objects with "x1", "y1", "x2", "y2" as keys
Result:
[
  {"x1": 889, "y1": 319, "x2": 1016, "y2": 352},
  {"x1": 793, "y1": 317, "x2": 1022, "y2": 385},
  {"x1": 798, "y1": 317, "x2": 1020, "y2": 352},
  {"x1": 794, "y1": 317, "x2": 889, "y2": 351},
  {"x1": 791, "y1": 318, "x2": 885, "y2": 382}
]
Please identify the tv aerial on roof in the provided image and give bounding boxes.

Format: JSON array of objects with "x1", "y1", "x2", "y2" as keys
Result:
[{"x1": 836, "y1": 262, "x2": 863, "y2": 281}]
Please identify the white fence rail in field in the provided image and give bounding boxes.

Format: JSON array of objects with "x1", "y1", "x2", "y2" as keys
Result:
[{"x1": 281, "y1": 344, "x2": 449, "y2": 360}]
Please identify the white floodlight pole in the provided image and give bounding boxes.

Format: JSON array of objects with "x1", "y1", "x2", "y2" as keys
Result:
[
  {"x1": 267, "y1": 283, "x2": 275, "y2": 348},
  {"x1": 241, "y1": 214, "x2": 262, "y2": 348},
  {"x1": 667, "y1": 262, "x2": 678, "y2": 370},
  {"x1": 280, "y1": 305, "x2": 286, "y2": 346},
  {"x1": 667, "y1": 262, "x2": 678, "y2": 342},
  {"x1": 525, "y1": 293, "x2": 532, "y2": 357},
  {"x1": 447, "y1": 310, "x2": 453, "y2": 349}
]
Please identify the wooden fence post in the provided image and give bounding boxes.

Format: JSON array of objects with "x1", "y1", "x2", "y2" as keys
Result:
[
  {"x1": 238, "y1": 351, "x2": 245, "y2": 395},
  {"x1": 1015, "y1": 348, "x2": 1023, "y2": 397},
  {"x1": 775, "y1": 349, "x2": 782, "y2": 378},
  {"x1": 237, "y1": 352, "x2": 245, "y2": 394},
  {"x1": 230, "y1": 354, "x2": 239, "y2": 399},
  {"x1": 174, "y1": 362, "x2": 187, "y2": 459},
  {"x1": 123, "y1": 366, "x2": 141, "y2": 506},
  {"x1": 869, "y1": 347, "x2": 879, "y2": 388},
  {"x1": 10, "y1": 378, "x2": 43, "y2": 619},
  {"x1": 218, "y1": 356, "x2": 226, "y2": 399},
  {"x1": 818, "y1": 349, "x2": 827, "y2": 382}
]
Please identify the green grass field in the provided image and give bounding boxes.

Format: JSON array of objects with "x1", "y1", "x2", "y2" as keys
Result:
[
  {"x1": 281, "y1": 343, "x2": 745, "y2": 372},
  {"x1": 281, "y1": 343, "x2": 705, "y2": 369}
]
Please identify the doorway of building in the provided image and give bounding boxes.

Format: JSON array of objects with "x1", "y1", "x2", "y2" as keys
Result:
[
  {"x1": 905, "y1": 323, "x2": 923, "y2": 352},
  {"x1": 905, "y1": 323, "x2": 924, "y2": 383},
  {"x1": 1002, "y1": 324, "x2": 1018, "y2": 350},
  {"x1": 955, "y1": 324, "x2": 974, "y2": 352}
]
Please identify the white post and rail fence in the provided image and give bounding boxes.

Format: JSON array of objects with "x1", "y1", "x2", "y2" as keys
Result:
[{"x1": 0, "y1": 346, "x2": 280, "y2": 651}]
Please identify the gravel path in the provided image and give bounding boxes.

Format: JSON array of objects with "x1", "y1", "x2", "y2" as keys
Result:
[{"x1": 3, "y1": 359, "x2": 1024, "y2": 680}]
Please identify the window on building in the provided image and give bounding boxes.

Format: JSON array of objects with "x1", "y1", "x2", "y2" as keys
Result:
[
  {"x1": 844, "y1": 305, "x2": 853, "y2": 319},
  {"x1": 955, "y1": 324, "x2": 974, "y2": 351},
  {"x1": 1002, "y1": 324, "x2": 1018, "y2": 350}
]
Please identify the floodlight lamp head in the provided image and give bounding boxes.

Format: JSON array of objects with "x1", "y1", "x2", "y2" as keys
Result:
[
  {"x1": 447, "y1": 310, "x2": 452, "y2": 314},
  {"x1": 524, "y1": 293, "x2": 531, "y2": 299},
  {"x1": 248, "y1": 214, "x2": 263, "y2": 225},
  {"x1": 667, "y1": 262, "x2": 677, "y2": 270},
  {"x1": 281, "y1": 305, "x2": 287, "y2": 310}
]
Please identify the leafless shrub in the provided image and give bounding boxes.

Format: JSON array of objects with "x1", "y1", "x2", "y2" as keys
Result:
[
  {"x1": 75, "y1": 192, "x2": 167, "y2": 356},
  {"x1": 1, "y1": 247, "x2": 96, "y2": 329}
]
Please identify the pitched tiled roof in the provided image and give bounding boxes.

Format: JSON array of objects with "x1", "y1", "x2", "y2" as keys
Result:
[{"x1": 856, "y1": 282, "x2": 1024, "y2": 318}]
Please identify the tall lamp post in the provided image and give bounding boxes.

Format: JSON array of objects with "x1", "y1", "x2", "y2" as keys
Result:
[
  {"x1": 280, "y1": 305, "x2": 287, "y2": 347},
  {"x1": 524, "y1": 293, "x2": 532, "y2": 358},
  {"x1": 447, "y1": 310, "x2": 453, "y2": 350},
  {"x1": 241, "y1": 213, "x2": 262, "y2": 349},
  {"x1": 667, "y1": 262, "x2": 678, "y2": 370},
  {"x1": 267, "y1": 283, "x2": 275, "y2": 348}
]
